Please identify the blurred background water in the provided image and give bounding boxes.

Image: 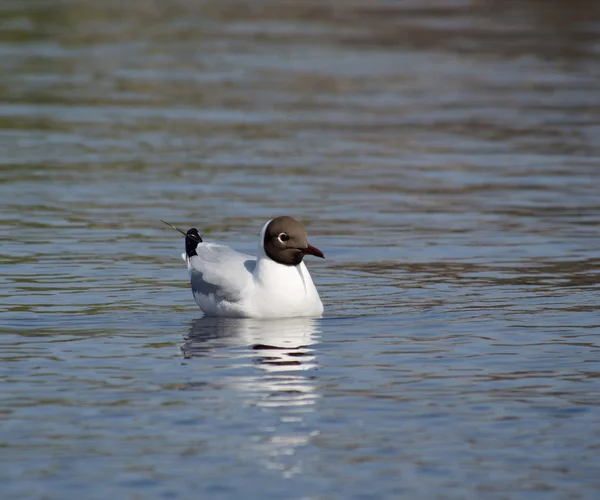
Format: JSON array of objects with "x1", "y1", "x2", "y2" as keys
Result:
[{"x1": 1, "y1": 0, "x2": 600, "y2": 498}]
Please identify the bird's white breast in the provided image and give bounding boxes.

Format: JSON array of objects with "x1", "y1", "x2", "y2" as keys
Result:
[{"x1": 249, "y1": 257, "x2": 323, "y2": 318}]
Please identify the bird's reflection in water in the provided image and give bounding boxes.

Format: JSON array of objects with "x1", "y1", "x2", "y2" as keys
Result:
[
  {"x1": 183, "y1": 316, "x2": 318, "y2": 371},
  {"x1": 184, "y1": 316, "x2": 320, "y2": 403},
  {"x1": 183, "y1": 317, "x2": 321, "y2": 476},
  {"x1": 183, "y1": 317, "x2": 319, "y2": 402}
]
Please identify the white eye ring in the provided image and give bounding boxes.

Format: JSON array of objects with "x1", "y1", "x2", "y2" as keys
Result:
[{"x1": 278, "y1": 232, "x2": 290, "y2": 243}]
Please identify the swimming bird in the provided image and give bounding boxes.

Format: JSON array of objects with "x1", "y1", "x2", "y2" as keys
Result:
[{"x1": 162, "y1": 216, "x2": 325, "y2": 318}]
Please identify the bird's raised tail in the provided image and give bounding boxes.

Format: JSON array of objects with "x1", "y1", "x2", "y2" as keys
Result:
[
  {"x1": 160, "y1": 220, "x2": 203, "y2": 258},
  {"x1": 184, "y1": 228, "x2": 202, "y2": 257}
]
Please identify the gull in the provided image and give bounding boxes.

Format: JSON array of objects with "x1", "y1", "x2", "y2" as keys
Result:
[{"x1": 162, "y1": 216, "x2": 325, "y2": 318}]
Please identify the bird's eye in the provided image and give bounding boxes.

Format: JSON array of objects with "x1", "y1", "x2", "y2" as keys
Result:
[{"x1": 278, "y1": 233, "x2": 290, "y2": 242}]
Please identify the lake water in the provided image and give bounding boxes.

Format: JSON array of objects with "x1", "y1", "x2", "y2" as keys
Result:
[{"x1": 2, "y1": 0, "x2": 600, "y2": 498}]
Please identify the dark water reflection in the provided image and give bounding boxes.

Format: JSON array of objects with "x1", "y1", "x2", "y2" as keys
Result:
[{"x1": 2, "y1": 0, "x2": 600, "y2": 498}]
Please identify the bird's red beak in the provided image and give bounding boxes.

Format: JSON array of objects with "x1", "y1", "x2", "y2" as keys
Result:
[{"x1": 303, "y1": 244, "x2": 325, "y2": 259}]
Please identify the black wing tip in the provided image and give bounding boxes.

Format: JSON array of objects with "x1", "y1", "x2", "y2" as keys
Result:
[
  {"x1": 161, "y1": 220, "x2": 203, "y2": 256},
  {"x1": 185, "y1": 228, "x2": 202, "y2": 257}
]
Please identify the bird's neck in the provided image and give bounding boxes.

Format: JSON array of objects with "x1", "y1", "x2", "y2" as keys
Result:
[{"x1": 254, "y1": 255, "x2": 308, "y2": 288}]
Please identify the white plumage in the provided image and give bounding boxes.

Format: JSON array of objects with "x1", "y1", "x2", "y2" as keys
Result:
[{"x1": 180, "y1": 219, "x2": 324, "y2": 318}]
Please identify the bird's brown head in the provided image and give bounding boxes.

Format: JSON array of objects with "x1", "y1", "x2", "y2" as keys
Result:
[{"x1": 263, "y1": 216, "x2": 325, "y2": 266}]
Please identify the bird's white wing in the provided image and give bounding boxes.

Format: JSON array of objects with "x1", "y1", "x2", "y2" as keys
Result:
[{"x1": 183, "y1": 243, "x2": 255, "y2": 302}]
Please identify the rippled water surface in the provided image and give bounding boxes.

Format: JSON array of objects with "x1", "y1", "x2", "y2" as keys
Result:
[{"x1": 2, "y1": 1, "x2": 600, "y2": 498}]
